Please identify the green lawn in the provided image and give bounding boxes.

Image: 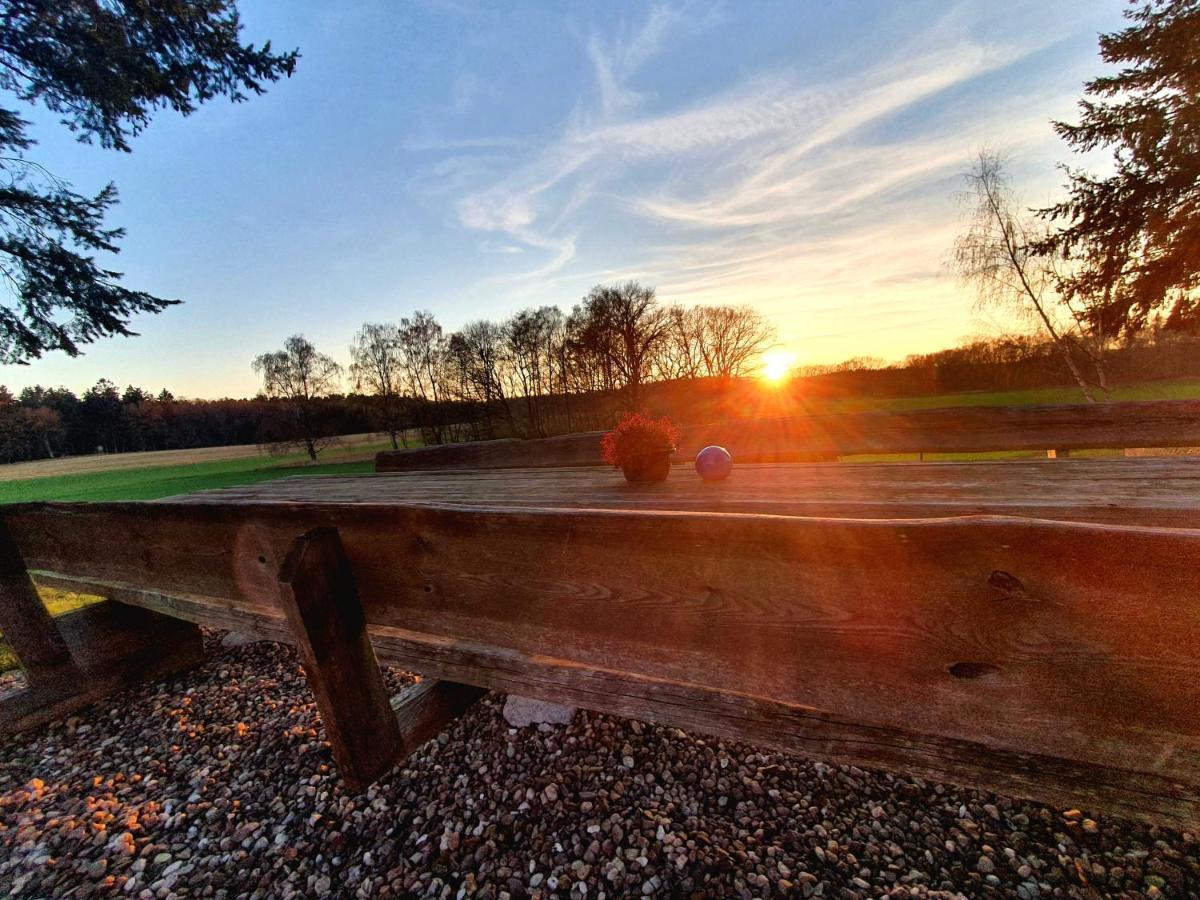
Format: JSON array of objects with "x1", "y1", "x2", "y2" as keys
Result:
[
  {"x1": 1, "y1": 458, "x2": 377, "y2": 503},
  {"x1": 0, "y1": 448, "x2": 382, "y2": 504},
  {"x1": 818, "y1": 377, "x2": 1200, "y2": 414},
  {"x1": 827, "y1": 378, "x2": 1200, "y2": 462}
]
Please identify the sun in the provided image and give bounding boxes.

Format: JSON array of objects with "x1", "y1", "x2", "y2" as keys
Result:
[{"x1": 760, "y1": 349, "x2": 795, "y2": 385}]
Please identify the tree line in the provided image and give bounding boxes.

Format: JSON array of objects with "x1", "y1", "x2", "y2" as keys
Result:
[
  {"x1": 0, "y1": 380, "x2": 373, "y2": 465},
  {"x1": 0, "y1": 282, "x2": 774, "y2": 464},
  {"x1": 254, "y1": 282, "x2": 775, "y2": 459},
  {"x1": 6, "y1": 325, "x2": 1199, "y2": 466}
]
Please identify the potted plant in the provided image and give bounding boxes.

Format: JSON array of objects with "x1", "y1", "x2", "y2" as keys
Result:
[{"x1": 601, "y1": 413, "x2": 679, "y2": 483}]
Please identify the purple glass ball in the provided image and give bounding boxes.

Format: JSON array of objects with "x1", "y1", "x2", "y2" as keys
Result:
[{"x1": 694, "y1": 445, "x2": 733, "y2": 481}]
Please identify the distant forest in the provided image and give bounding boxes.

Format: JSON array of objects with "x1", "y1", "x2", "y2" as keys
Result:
[{"x1": 3, "y1": 322, "x2": 1198, "y2": 466}]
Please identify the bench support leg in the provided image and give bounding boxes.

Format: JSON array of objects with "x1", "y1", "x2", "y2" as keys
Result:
[
  {"x1": 278, "y1": 527, "x2": 405, "y2": 789},
  {"x1": 1, "y1": 521, "x2": 204, "y2": 734},
  {"x1": 0, "y1": 520, "x2": 77, "y2": 687},
  {"x1": 391, "y1": 679, "x2": 487, "y2": 748},
  {"x1": 277, "y1": 527, "x2": 486, "y2": 790}
]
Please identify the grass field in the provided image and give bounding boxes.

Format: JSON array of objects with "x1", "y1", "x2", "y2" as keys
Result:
[
  {"x1": 1, "y1": 431, "x2": 398, "y2": 482},
  {"x1": 826, "y1": 379, "x2": 1200, "y2": 461},
  {"x1": 816, "y1": 376, "x2": 1200, "y2": 413},
  {"x1": 0, "y1": 434, "x2": 403, "y2": 503}
]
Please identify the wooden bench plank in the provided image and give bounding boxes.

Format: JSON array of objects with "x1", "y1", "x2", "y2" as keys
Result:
[
  {"x1": 2, "y1": 517, "x2": 205, "y2": 735},
  {"x1": 377, "y1": 433, "x2": 604, "y2": 471},
  {"x1": 9, "y1": 500, "x2": 1200, "y2": 827},
  {"x1": 21, "y1": 574, "x2": 1200, "y2": 828},
  {"x1": 274, "y1": 528, "x2": 487, "y2": 788},
  {"x1": 177, "y1": 457, "x2": 1200, "y2": 528},
  {"x1": 389, "y1": 679, "x2": 487, "y2": 749}
]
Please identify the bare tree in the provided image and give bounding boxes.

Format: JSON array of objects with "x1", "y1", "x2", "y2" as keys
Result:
[
  {"x1": 695, "y1": 305, "x2": 776, "y2": 379},
  {"x1": 505, "y1": 307, "x2": 565, "y2": 436},
  {"x1": 577, "y1": 281, "x2": 671, "y2": 408},
  {"x1": 657, "y1": 305, "x2": 705, "y2": 380},
  {"x1": 397, "y1": 311, "x2": 451, "y2": 443},
  {"x1": 447, "y1": 319, "x2": 512, "y2": 438},
  {"x1": 953, "y1": 150, "x2": 1107, "y2": 402},
  {"x1": 349, "y1": 322, "x2": 408, "y2": 449},
  {"x1": 252, "y1": 334, "x2": 343, "y2": 460},
  {"x1": 541, "y1": 309, "x2": 578, "y2": 430},
  {"x1": 566, "y1": 303, "x2": 617, "y2": 396}
]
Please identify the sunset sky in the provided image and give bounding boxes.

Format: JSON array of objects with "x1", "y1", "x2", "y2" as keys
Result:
[{"x1": 0, "y1": 0, "x2": 1126, "y2": 399}]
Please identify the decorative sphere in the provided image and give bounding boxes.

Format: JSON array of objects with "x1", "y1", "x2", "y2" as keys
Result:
[{"x1": 694, "y1": 445, "x2": 733, "y2": 481}]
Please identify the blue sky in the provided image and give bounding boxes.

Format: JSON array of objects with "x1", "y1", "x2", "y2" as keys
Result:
[{"x1": 0, "y1": 0, "x2": 1126, "y2": 399}]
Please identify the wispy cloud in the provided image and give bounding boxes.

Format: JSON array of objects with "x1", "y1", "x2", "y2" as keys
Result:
[
  {"x1": 416, "y1": 1, "x2": 1087, "y2": 358},
  {"x1": 586, "y1": 4, "x2": 686, "y2": 117},
  {"x1": 479, "y1": 240, "x2": 526, "y2": 255}
]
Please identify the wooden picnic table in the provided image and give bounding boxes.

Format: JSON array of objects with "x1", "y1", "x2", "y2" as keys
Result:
[{"x1": 4, "y1": 403, "x2": 1199, "y2": 829}]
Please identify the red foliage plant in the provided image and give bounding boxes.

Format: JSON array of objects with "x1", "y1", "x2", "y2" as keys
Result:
[{"x1": 601, "y1": 412, "x2": 680, "y2": 467}]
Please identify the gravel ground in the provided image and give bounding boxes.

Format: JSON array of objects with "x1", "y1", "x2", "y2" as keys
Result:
[{"x1": 1, "y1": 633, "x2": 1197, "y2": 899}]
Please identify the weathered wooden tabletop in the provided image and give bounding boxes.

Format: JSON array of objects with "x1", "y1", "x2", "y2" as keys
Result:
[
  {"x1": 172, "y1": 457, "x2": 1200, "y2": 527},
  {"x1": 10, "y1": 453, "x2": 1199, "y2": 827}
]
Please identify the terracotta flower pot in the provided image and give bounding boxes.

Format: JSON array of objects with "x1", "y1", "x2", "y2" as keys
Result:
[{"x1": 620, "y1": 449, "x2": 673, "y2": 484}]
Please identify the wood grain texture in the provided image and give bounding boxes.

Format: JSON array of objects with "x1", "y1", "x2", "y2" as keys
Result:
[
  {"x1": 0, "y1": 600, "x2": 204, "y2": 734},
  {"x1": 179, "y1": 457, "x2": 1200, "y2": 528},
  {"x1": 23, "y1": 573, "x2": 1200, "y2": 829},
  {"x1": 9, "y1": 499, "x2": 1200, "y2": 826},
  {"x1": 276, "y1": 528, "x2": 404, "y2": 790},
  {"x1": 375, "y1": 399, "x2": 1200, "y2": 471}
]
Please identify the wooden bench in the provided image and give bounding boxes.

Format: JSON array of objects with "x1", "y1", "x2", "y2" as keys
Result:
[
  {"x1": 2, "y1": 400, "x2": 1198, "y2": 828},
  {"x1": 375, "y1": 398, "x2": 1200, "y2": 470}
]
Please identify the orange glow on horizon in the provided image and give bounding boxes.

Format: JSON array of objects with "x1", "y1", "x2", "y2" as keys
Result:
[{"x1": 760, "y1": 349, "x2": 795, "y2": 385}]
